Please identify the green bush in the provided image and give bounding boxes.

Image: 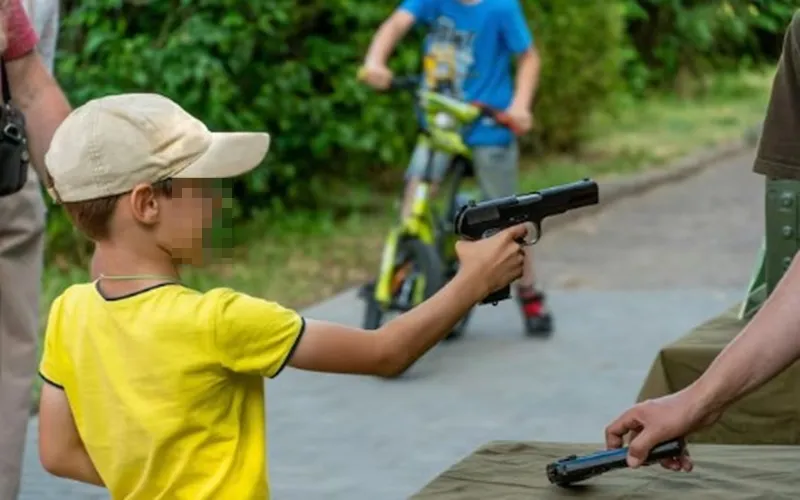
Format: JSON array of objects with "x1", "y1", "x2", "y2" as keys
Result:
[
  {"x1": 48, "y1": 0, "x2": 627, "y2": 262},
  {"x1": 622, "y1": 0, "x2": 799, "y2": 95},
  {"x1": 523, "y1": 1, "x2": 627, "y2": 152},
  {"x1": 53, "y1": 0, "x2": 421, "y2": 261}
]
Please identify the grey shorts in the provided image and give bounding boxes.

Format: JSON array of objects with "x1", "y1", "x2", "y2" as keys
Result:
[{"x1": 405, "y1": 141, "x2": 519, "y2": 198}]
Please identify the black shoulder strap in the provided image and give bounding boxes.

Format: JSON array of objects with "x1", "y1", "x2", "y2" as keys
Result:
[{"x1": 1, "y1": 58, "x2": 10, "y2": 104}]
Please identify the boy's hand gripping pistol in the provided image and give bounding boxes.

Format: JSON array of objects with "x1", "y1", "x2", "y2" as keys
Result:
[{"x1": 453, "y1": 178, "x2": 599, "y2": 305}]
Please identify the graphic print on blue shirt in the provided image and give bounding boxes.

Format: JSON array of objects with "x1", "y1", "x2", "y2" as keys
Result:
[{"x1": 400, "y1": 0, "x2": 533, "y2": 146}]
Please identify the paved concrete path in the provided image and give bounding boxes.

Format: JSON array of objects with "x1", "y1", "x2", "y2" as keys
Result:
[{"x1": 19, "y1": 151, "x2": 764, "y2": 499}]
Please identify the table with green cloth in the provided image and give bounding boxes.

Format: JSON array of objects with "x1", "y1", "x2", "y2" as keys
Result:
[
  {"x1": 410, "y1": 441, "x2": 800, "y2": 499},
  {"x1": 636, "y1": 304, "x2": 800, "y2": 445}
]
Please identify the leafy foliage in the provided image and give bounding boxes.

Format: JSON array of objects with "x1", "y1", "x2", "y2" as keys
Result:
[
  {"x1": 622, "y1": 0, "x2": 800, "y2": 94},
  {"x1": 47, "y1": 0, "x2": 794, "y2": 262},
  {"x1": 49, "y1": 0, "x2": 628, "y2": 261},
  {"x1": 523, "y1": 1, "x2": 627, "y2": 152}
]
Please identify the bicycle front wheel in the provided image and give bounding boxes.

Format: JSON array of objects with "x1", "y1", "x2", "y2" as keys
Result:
[{"x1": 368, "y1": 236, "x2": 445, "y2": 330}]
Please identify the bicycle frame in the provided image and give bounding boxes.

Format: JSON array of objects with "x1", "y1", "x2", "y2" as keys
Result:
[
  {"x1": 372, "y1": 88, "x2": 487, "y2": 307},
  {"x1": 373, "y1": 153, "x2": 438, "y2": 306}
]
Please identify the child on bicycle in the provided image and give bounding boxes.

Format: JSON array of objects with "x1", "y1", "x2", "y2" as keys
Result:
[
  {"x1": 36, "y1": 93, "x2": 529, "y2": 498},
  {"x1": 360, "y1": 0, "x2": 552, "y2": 335}
]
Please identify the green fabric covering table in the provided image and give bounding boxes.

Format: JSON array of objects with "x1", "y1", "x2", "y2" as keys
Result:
[
  {"x1": 636, "y1": 304, "x2": 800, "y2": 444},
  {"x1": 410, "y1": 441, "x2": 800, "y2": 499}
]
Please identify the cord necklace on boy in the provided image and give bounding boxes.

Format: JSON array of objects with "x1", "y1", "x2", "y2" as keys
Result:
[
  {"x1": 36, "y1": 92, "x2": 530, "y2": 498},
  {"x1": 96, "y1": 274, "x2": 179, "y2": 283}
]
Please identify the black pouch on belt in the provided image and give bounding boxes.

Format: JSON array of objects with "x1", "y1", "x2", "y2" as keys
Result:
[{"x1": 0, "y1": 57, "x2": 30, "y2": 197}]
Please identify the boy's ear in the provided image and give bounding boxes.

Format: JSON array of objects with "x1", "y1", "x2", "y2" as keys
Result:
[{"x1": 128, "y1": 183, "x2": 162, "y2": 226}]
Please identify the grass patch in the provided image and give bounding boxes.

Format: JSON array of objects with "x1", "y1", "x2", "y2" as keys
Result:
[{"x1": 31, "y1": 67, "x2": 774, "y2": 407}]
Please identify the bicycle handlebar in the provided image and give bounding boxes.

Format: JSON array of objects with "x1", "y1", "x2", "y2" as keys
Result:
[
  {"x1": 391, "y1": 75, "x2": 523, "y2": 136},
  {"x1": 378, "y1": 73, "x2": 525, "y2": 137},
  {"x1": 389, "y1": 75, "x2": 421, "y2": 91}
]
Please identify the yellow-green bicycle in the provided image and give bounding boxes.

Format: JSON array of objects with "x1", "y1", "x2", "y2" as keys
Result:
[{"x1": 358, "y1": 74, "x2": 523, "y2": 340}]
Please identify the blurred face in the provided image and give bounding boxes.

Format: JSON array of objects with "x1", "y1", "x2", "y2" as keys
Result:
[
  {"x1": 158, "y1": 178, "x2": 220, "y2": 265},
  {"x1": 125, "y1": 178, "x2": 221, "y2": 266}
]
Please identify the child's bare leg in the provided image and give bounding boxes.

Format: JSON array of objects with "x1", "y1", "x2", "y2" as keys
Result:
[
  {"x1": 520, "y1": 245, "x2": 535, "y2": 287},
  {"x1": 472, "y1": 142, "x2": 553, "y2": 335}
]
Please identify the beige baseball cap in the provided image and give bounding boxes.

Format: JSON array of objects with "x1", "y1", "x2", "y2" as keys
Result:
[{"x1": 44, "y1": 93, "x2": 270, "y2": 203}]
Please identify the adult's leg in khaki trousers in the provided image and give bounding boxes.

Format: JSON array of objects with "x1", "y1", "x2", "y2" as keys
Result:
[{"x1": 0, "y1": 172, "x2": 46, "y2": 499}]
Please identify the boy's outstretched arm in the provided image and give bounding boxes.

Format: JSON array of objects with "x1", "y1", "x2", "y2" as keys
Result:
[
  {"x1": 288, "y1": 225, "x2": 528, "y2": 377},
  {"x1": 38, "y1": 383, "x2": 104, "y2": 486}
]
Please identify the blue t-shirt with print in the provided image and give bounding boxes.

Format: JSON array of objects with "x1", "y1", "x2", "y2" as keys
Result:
[{"x1": 399, "y1": 0, "x2": 534, "y2": 147}]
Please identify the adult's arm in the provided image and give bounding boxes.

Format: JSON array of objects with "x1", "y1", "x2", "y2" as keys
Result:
[
  {"x1": 606, "y1": 252, "x2": 800, "y2": 469},
  {"x1": 687, "y1": 12, "x2": 800, "y2": 413},
  {"x1": 6, "y1": 53, "x2": 70, "y2": 183},
  {"x1": 605, "y1": 13, "x2": 800, "y2": 470},
  {"x1": 688, "y1": 253, "x2": 800, "y2": 414},
  {"x1": 20, "y1": 0, "x2": 60, "y2": 73},
  {"x1": 4, "y1": 0, "x2": 70, "y2": 184}
]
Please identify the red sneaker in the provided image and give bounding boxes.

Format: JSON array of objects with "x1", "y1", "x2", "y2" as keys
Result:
[{"x1": 516, "y1": 285, "x2": 553, "y2": 336}]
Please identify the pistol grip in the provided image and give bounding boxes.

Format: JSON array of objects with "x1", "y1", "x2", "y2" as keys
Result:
[{"x1": 482, "y1": 285, "x2": 510, "y2": 305}]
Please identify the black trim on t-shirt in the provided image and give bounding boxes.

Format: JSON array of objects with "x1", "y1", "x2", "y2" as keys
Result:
[
  {"x1": 271, "y1": 317, "x2": 307, "y2": 378},
  {"x1": 39, "y1": 371, "x2": 64, "y2": 390},
  {"x1": 94, "y1": 281, "x2": 179, "y2": 301}
]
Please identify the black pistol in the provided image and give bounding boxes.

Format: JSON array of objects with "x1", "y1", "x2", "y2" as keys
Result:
[
  {"x1": 546, "y1": 439, "x2": 686, "y2": 487},
  {"x1": 453, "y1": 178, "x2": 599, "y2": 304}
]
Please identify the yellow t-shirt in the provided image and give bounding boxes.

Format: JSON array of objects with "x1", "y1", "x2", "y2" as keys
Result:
[{"x1": 38, "y1": 282, "x2": 304, "y2": 500}]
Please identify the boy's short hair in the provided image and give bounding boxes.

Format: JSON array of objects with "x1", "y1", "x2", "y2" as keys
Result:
[
  {"x1": 63, "y1": 179, "x2": 173, "y2": 241},
  {"x1": 44, "y1": 93, "x2": 274, "y2": 238}
]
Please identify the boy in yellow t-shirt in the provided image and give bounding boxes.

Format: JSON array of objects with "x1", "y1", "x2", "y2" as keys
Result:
[{"x1": 36, "y1": 93, "x2": 528, "y2": 499}]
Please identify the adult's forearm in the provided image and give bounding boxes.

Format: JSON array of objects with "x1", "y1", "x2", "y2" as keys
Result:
[
  {"x1": 510, "y1": 48, "x2": 540, "y2": 110},
  {"x1": 6, "y1": 52, "x2": 71, "y2": 183},
  {"x1": 19, "y1": 76, "x2": 71, "y2": 182},
  {"x1": 690, "y1": 252, "x2": 800, "y2": 414}
]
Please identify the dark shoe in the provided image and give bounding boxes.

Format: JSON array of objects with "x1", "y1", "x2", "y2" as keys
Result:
[
  {"x1": 358, "y1": 280, "x2": 376, "y2": 300},
  {"x1": 517, "y1": 285, "x2": 553, "y2": 336}
]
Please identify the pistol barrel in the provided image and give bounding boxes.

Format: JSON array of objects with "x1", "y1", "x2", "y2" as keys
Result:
[{"x1": 520, "y1": 178, "x2": 598, "y2": 211}]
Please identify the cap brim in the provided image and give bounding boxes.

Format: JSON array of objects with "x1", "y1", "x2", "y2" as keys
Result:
[{"x1": 173, "y1": 132, "x2": 270, "y2": 180}]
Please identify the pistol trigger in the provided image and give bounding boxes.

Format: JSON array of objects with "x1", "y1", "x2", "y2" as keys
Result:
[{"x1": 523, "y1": 222, "x2": 541, "y2": 246}]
